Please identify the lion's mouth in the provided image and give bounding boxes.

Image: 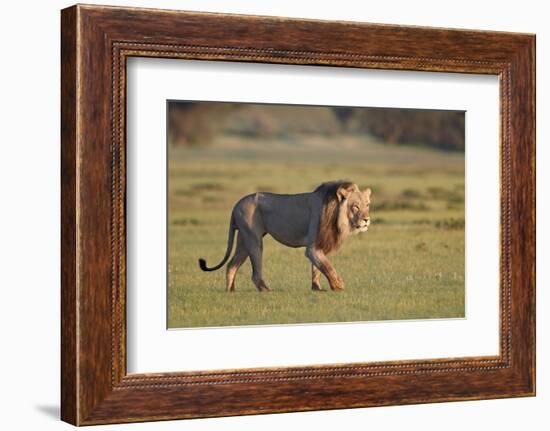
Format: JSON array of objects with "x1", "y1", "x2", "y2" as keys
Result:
[
  {"x1": 358, "y1": 225, "x2": 369, "y2": 232},
  {"x1": 355, "y1": 220, "x2": 370, "y2": 232}
]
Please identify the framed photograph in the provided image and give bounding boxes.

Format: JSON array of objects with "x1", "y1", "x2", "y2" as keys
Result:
[{"x1": 61, "y1": 4, "x2": 535, "y2": 425}]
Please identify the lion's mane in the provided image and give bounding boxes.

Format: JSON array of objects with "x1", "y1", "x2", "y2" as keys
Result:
[{"x1": 314, "y1": 181, "x2": 354, "y2": 254}]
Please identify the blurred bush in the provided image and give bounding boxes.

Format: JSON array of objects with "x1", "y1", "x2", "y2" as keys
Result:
[
  {"x1": 168, "y1": 102, "x2": 464, "y2": 152},
  {"x1": 341, "y1": 107, "x2": 465, "y2": 151}
]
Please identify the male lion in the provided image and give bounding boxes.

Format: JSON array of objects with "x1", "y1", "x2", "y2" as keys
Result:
[{"x1": 198, "y1": 181, "x2": 372, "y2": 292}]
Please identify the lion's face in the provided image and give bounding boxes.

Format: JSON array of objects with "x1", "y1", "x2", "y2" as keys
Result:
[{"x1": 337, "y1": 184, "x2": 372, "y2": 233}]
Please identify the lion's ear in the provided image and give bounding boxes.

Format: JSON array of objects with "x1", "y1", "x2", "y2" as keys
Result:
[
  {"x1": 337, "y1": 183, "x2": 358, "y2": 202},
  {"x1": 337, "y1": 184, "x2": 352, "y2": 202},
  {"x1": 364, "y1": 187, "x2": 372, "y2": 201}
]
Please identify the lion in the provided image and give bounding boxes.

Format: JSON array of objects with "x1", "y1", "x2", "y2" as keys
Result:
[{"x1": 198, "y1": 181, "x2": 372, "y2": 292}]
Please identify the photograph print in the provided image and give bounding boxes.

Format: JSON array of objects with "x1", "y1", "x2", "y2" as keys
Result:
[{"x1": 167, "y1": 101, "x2": 465, "y2": 329}]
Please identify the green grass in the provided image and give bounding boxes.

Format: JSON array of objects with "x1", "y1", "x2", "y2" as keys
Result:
[{"x1": 167, "y1": 137, "x2": 465, "y2": 328}]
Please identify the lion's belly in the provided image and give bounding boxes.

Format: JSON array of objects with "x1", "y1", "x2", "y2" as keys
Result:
[
  {"x1": 268, "y1": 230, "x2": 307, "y2": 248},
  {"x1": 262, "y1": 211, "x2": 309, "y2": 247},
  {"x1": 257, "y1": 193, "x2": 311, "y2": 248}
]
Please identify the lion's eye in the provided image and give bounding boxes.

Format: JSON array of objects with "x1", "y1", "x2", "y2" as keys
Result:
[{"x1": 352, "y1": 205, "x2": 359, "y2": 212}]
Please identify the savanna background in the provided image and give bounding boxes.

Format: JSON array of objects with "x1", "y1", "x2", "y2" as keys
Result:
[{"x1": 167, "y1": 101, "x2": 465, "y2": 328}]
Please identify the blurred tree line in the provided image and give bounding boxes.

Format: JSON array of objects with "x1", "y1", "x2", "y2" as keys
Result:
[{"x1": 168, "y1": 102, "x2": 464, "y2": 152}]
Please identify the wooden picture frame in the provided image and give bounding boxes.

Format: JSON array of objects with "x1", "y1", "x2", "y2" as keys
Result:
[{"x1": 61, "y1": 4, "x2": 535, "y2": 425}]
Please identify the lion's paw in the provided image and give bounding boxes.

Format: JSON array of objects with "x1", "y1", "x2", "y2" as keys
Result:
[{"x1": 330, "y1": 278, "x2": 345, "y2": 291}]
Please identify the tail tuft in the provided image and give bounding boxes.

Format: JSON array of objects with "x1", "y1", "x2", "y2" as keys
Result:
[
  {"x1": 198, "y1": 258, "x2": 208, "y2": 271},
  {"x1": 197, "y1": 214, "x2": 236, "y2": 273}
]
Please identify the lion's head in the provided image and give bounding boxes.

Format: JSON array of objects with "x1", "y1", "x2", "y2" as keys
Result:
[
  {"x1": 337, "y1": 182, "x2": 371, "y2": 233},
  {"x1": 315, "y1": 181, "x2": 372, "y2": 254}
]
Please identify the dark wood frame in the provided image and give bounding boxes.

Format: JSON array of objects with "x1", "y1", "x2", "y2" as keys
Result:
[{"x1": 61, "y1": 4, "x2": 535, "y2": 426}]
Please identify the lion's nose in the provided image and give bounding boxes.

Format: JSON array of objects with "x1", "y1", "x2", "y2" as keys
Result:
[{"x1": 364, "y1": 218, "x2": 371, "y2": 226}]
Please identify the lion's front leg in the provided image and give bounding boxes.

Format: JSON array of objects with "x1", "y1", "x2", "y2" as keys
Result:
[
  {"x1": 311, "y1": 265, "x2": 325, "y2": 291},
  {"x1": 305, "y1": 247, "x2": 344, "y2": 291}
]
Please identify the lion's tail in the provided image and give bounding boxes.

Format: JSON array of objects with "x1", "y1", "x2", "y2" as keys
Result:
[{"x1": 198, "y1": 214, "x2": 237, "y2": 272}]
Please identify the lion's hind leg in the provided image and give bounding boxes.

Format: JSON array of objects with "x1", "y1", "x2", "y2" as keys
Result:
[
  {"x1": 225, "y1": 233, "x2": 248, "y2": 292},
  {"x1": 233, "y1": 201, "x2": 270, "y2": 293},
  {"x1": 248, "y1": 240, "x2": 270, "y2": 293},
  {"x1": 239, "y1": 231, "x2": 270, "y2": 293}
]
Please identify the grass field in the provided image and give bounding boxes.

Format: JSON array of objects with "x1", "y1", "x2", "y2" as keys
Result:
[{"x1": 167, "y1": 135, "x2": 465, "y2": 328}]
